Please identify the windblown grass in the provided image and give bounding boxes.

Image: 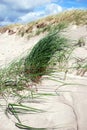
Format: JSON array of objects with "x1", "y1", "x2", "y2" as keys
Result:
[
  {"x1": 18, "y1": 9, "x2": 87, "y2": 37},
  {"x1": 6, "y1": 103, "x2": 46, "y2": 130},
  {"x1": 1, "y1": 10, "x2": 86, "y2": 38},
  {"x1": 74, "y1": 57, "x2": 87, "y2": 76},
  {"x1": 24, "y1": 23, "x2": 70, "y2": 83},
  {"x1": 0, "y1": 58, "x2": 27, "y2": 94}
]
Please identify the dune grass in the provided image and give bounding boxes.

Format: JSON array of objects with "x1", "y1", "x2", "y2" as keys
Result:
[
  {"x1": 0, "y1": 58, "x2": 27, "y2": 94},
  {"x1": 74, "y1": 57, "x2": 87, "y2": 76},
  {"x1": 0, "y1": 10, "x2": 87, "y2": 38},
  {"x1": 16, "y1": 9, "x2": 87, "y2": 38},
  {"x1": 24, "y1": 23, "x2": 70, "y2": 83}
]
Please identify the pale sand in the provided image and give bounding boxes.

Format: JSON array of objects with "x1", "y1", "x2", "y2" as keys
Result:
[
  {"x1": 0, "y1": 32, "x2": 45, "y2": 68},
  {"x1": 0, "y1": 25, "x2": 87, "y2": 130}
]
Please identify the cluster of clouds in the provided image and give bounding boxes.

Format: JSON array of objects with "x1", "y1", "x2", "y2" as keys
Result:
[
  {"x1": 0, "y1": 0, "x2": 63, "y2": 26},
  {"x1": 0, "y1": 0, "x2": 86, "y2": 26}
]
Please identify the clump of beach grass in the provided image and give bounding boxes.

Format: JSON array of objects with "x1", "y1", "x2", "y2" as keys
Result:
[
  {"x1": 24, "y1": 23, "x2": 69, "y2": 83},
  {"x1": 0, "y1": 58, "x2": 28, "y2": 95}
]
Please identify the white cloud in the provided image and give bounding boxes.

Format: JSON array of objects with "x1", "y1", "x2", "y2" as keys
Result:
[
  {"x1": 46, "y1": 3, "x2": 63, "y2": 14},
  {"x1": 2, "y1": 0, "x2": 51, "y2": 10},
  {"x1": 18, "y1": 3, "x2": 63, "y2": 23},
  {"x1": 0, "y1": 0, "x2": 63, "y2": 25},
  {"x1": 19, "y1": 11, "x2": 45, "y2": 23}
]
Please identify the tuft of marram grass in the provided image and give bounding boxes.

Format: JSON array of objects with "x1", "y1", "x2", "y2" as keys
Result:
[
  {"x1": 0, "y1": 58, "x2": 27, "y2": 94},
  {"x1": 24, "y1": 25, "x2": 69, "y2": 83}
]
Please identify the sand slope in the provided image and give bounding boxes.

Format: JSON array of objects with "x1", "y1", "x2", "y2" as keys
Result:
[
  {"x1": 0, "y1": 25, "x2": 87, "y2": 130},
  {"x1": 0, "y1": 32, "x2": 45, "y2": 68}
]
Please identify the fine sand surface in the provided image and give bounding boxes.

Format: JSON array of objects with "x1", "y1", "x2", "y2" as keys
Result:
[
  {"x1": 0, "y1": 25, "x2": 87, "y2": 130},
  {"x1": 0, "y1": 32, "x2": 45, "y2": 68}
]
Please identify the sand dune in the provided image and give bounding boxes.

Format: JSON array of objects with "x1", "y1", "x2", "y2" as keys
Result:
[{"x1": 0, "y1": 25, "x2": 87, "y2": 130}]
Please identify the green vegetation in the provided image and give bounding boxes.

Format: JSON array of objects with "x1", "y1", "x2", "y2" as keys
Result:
[
  {"x1": 6, "y1": 103, "x2": 46, "y2": 130},
  {"x1": 0, "y1": 58, "x2": 26, "y2": 94},
  {"x1": 24, "y1": 23, "x2": 70, "y2": 83},
  {"x1": 77, "y1": 37, "x2": 85, "y2": 47},
  {"x1": 74, "y1": 57, "x2": 87, "y2": 76}
]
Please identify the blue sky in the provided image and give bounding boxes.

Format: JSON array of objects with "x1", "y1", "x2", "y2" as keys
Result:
[{"x1": 0, "y1": 0, "x2": 87, "y2": 26}]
